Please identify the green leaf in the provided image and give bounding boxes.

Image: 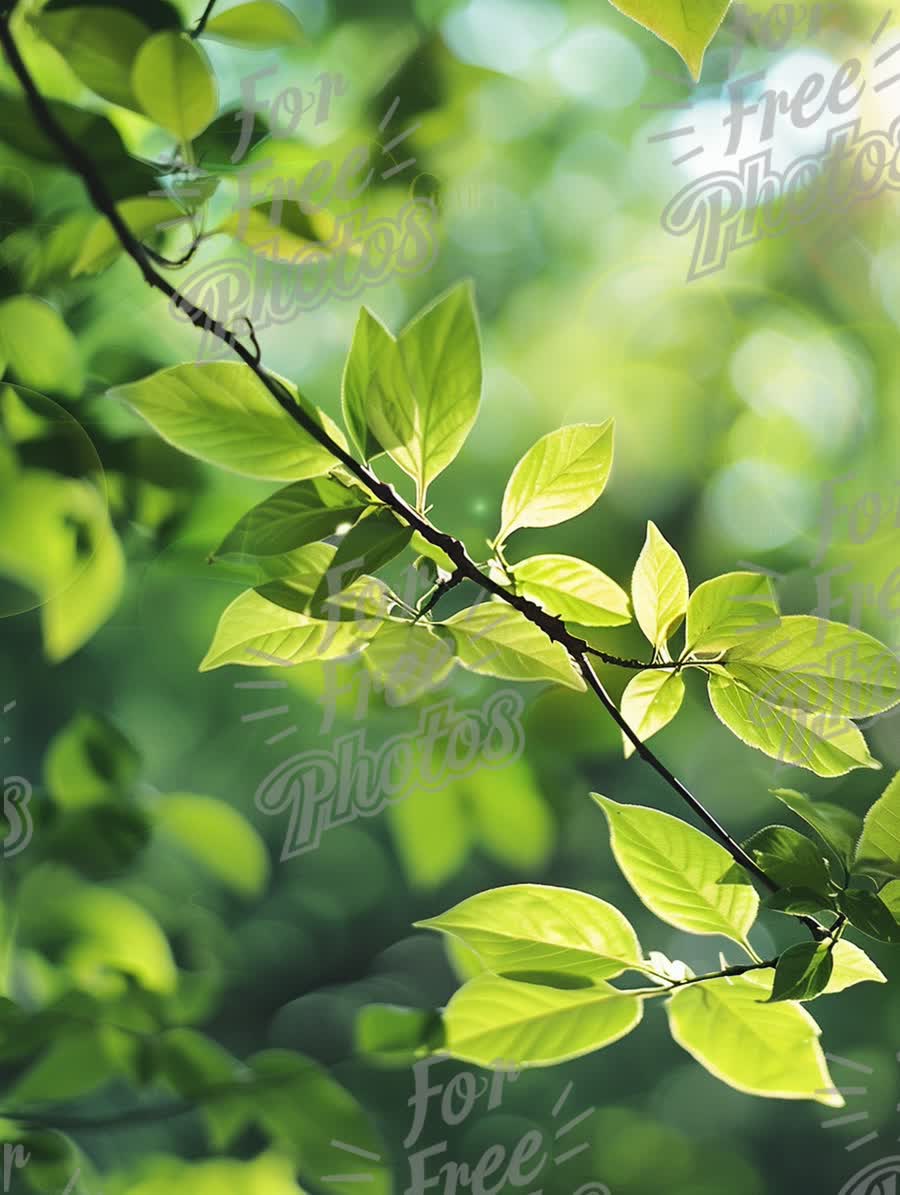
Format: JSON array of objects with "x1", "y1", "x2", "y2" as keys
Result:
[
  {"x1": 109, "y1": 363, "x2": 339, "y2": 481},
  {"x1": 10, "y1": 1026, "x2": 120, "y2": 1106},
  {"x1": 464, "y1": 758, "x2": 554, "y2": 871},
  {"x1": 770, "y1": 788, "x2": 862, "y2": 872},
  {"x1": 44, "y1": 713, "x2": 140, "y2": 810},
  {"x1": 362, "y1": 620, "x2": 454, "y2": 705},
  {"x1": 607, "y1": 0, "x2": 730, "y2": 80},
  {"x1": 631, "y1": 521, "x2": 688, "y2": 653},
  {"x1": 202, "y1": 0, "x2": 306, "y2": 46},
  {"x1": 355, "y1": 1004, "x2": 445, "y2": 1066},
  {"x1": 0, "y1": 297, "x2": 83, "y2": 397},
  {"x1": 199, "y1": 589, "x2": 373, "y2": 671},
  {"x1": 342, "y1": 307, "x2": 393, "y2": 461},
  {"x1": 821, "y1": 940, "x2": 886, "y2": 995},
  {"x1": 417, "y1": 884, "x2": 642, "y2": 981},
  {"x1": 155, "y1": 794, "x2": 269, "y2": 897},
  {"x1": 248, "y1": 1049, "x2": 390, "y2": 1195},
  {"x1": 33, "y1": 6, "x2": 150, "y2": 109},
  {"x1": 363, "y1": 282, "x2": 482, "y2": 507},
  {"x1": 443, "y1": 602, "x2": 586, "y2": 691},
  {"x1": 132, "y1": 32, "x2": 218, "y2": 141},
  {"x1": 707, "y1": 673, "x2": 881, "y2": 777},
  {"x1": 667, "y1": 974, "x2": 842, "y2": 1105},
  {"x1": 158, "y1": 1028, "x2": 250, "y2": 1150},
  {"x1": 411, "y1": 530, "x2": 456, "y2": 576},
  {"x1": 853, "y1": 772, "x2": 900, "y2": 880},
  {"x1": 441, "y1": 973, "x2": 643, "y2": 1067},
  {"x1": 619, "y1": 668, "x2": 685, "y2": 759},
  {"x1": 766, "y1": 942, "x2": 833, "y2": 1003},
  {"x1": 215, "y1": 201, "x2": 326, "y2": 263},
  {"x1": 389, "y1": 785, "x2": 472, "y2": 890},
  {"x1": 213, "y1": 478, "x2": 367, "y2": 560},
  {"x1": 723, "y1": 616, "x2": 900, "y2": 721},
  {"x1": 309, "y1": 507, "x2": 412, "y2": 613},
  {"x1": 509, "y1": 554, "x2": 630, "y2": 627},
  {"x1": 65, "y1": 885, "x2": 177, "y2": 993},
  {"x1": 496, "y1": 421, "x2": 614, "y2": 546},
  {"x1": 741, "y1": 825, "x2": 832, "y2": 897},
  {"x1": 72, "y1": 197, "x2": 185, "y2": 276},
  {"x1": 593, "y1": 795, "x2": 759, "y2": 948},
  {"x1": 764, "y1": 887, "x2": 834, "y2": 917},
  {"x1": 838, "y1": 889, "x2": 900, "y2": 943},
  {"x1": 685, "y1": 571, "x2": 779, "y2": 656}
]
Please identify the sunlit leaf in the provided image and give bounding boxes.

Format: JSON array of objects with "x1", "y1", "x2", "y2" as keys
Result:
[
  {"x1": 723, "y1": 616, "x2": 900, "y2": 721},
  {"x1": 820, "y1": 940, "x2": 886, "y2": 996},
  {"x1": 509, "y1": 553, "x2": 631, "y2": 627},
  {"x1": 342, "y1": 306, "x2": 393, "y2": 460},
  {"x1": 441, "y1": 973, "x2": 642, "y2": 1067},
  {"x1": 109, "y1": 363, "x2": 338, "y2": 480},
  {"x1": 464, "y1": 757, "x2": 554, "y2": 870},
  {"x1": 707, "y1": 673, "x2": 880, "y2": 777},
  {"x1": 853, "y1": 772, "x2": 900, "y2": 880},
  {"x1": 496, "y1": 421, "x2": 613, "y2": 545},
  {"x1": 363, "y1": 619, "x2": 454, "y2": 705},
  {"x1": 443, "y1": 602, "x2": 585, "y2": 691},
  {"x1": 631, "y1": 521, "x2": 688, "y2": 653},
  {"x1": 608, "y1": 0, "x2": 730, "y2": 79},
  {"x1": 364, "y1": 282, "x2": 482, "y2": 507},
  {"x1": 619, "y1": 668, "x2": 685, "y2": 759},
  {"x1": 417, "y1": 884, "x2": 642, "y2": 980},
  {"x1": 685, "y1": 571, "x2": 779, "y2": 656},
  {"x1": 199, "y1": 589, "x2": 373, "y2": 671},
  {"x1": 593, "y1": 795, "x2": 758, "y2": 948},
  {"x1": 667, "y1": 974, "x2": 843, "y2": 1105}
]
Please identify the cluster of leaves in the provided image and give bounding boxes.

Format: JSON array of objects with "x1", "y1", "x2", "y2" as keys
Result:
[
  {"x1": 0, "y1": 711, "x2": 392, "y2": 1195},
  {"x1": 105, "y1": 278, "x2": 900, "y2": 1104}
]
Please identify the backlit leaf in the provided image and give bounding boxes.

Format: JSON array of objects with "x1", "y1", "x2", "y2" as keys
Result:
[
  {"x1": 631, "y1": 521, "x2": 688, "y2": 652},
  {"x1": 132, "y1": 32, "x2": 218, "y2": 141},
  {"x1": 619, "y1": 668, "x2": 685, "y2": 759}
]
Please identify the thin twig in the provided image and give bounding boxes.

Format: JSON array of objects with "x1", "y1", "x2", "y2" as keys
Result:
[
  {"x1": 0, "y1": 11, "x2": 818, "y2": 929},
  {"x1": 191, "y1": 0, "x2": 218, "y2": 37}
]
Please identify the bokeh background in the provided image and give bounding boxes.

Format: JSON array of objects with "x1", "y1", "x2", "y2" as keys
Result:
[{"x1": 2, "y1": 0, "x2": 900, "y2": 1191}]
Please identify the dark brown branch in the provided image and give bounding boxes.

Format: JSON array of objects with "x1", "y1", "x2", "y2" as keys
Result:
[
  {"x1": 0, "y1": 12, "x2": 821, "y2": 933},
  {"x1": 191, "y1": 0, "x2": 218, "y2": 37}
]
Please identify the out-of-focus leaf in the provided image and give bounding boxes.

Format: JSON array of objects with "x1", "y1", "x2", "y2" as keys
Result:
[
  {"x1": 202, "y1": 0, "x2": 305, "y2": 46},
  {"x1": 132, "y1": 32, "x2": 218, "y2": 141},
  {"x1": 33, "y1": 6, "x2": 151, "y2": 109},
  {"x1": 44, "y1": 712, "x2": 140, "y2": 809},
  {"x1": 154, "y1": 793, "x2": 270, "y2": 897},
  {"x1": 0, "y1": 297, "x2": 82, "y2": 397}
]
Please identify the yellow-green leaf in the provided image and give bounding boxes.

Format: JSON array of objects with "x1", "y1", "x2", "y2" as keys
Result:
[
  {"x1": 667, "y1": 974, "x2": 843, "y2": 1105},
  {"x1": 109, "y1": 362, "x2": 338, "y2": 481},
  {"x1": 509, "y1": 553, "x2": 631, "y2": 627},
  {"x1": 707, "y1": 673, "x2": 881, "y2": 778},
  {"x1": 608, "y1": 0, "x2": 730, "y2": 79},
  {"x1": 132, "y1": 32, "x2": 218, "y2": 141},
  {"x1": 417, "y1": 884, "x2": 642, "y2": 981},
  {"x1": 443, "y1": 603, "x2": 585, "y2": 691},
  {"x1": 619, "y1": 668, "x2": 685, "y2": 759},
  {"x1": 593, "y1": 795, "x2": 758, "y2": 948},
  {"x1": 33, "y1": 7, "x2": 150, "y2": 109},
  {"x1": 497, "y1": 421, "x2": 614, "y2": 546},
  {"x1": 155, "y1": 794, "x2": 270, "y2": 897},
  {"x1": 0, "y1": 296, "x2": 82, "y2": 397},
  {"x1": 632, "y1": 521, "x2": 688, "y2": 653},
  {"x1": 73, "y1": 197, "x2": 185, "y2": 276},
  {"x1": 685, "y1": 571, "x2": 779, "y2": 656},
  {"x1": 442, "y1": 973, "x2": 643, "y2": 1067},
  {"x1": 202, "y1": 0, "x2": 305, "y2": 46},
  {"x1": 854, "y1": 772, "x2": 900, "y2": 879}
]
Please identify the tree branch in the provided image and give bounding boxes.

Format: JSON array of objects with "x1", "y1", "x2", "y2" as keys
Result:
[{"x1": 0, "y1": 13, "x2": 822, "y2": 935}]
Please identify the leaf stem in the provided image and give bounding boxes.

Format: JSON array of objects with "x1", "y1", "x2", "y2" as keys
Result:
[{"x1": 0, "y1": 12, "x2": 824, "y2": 938}]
